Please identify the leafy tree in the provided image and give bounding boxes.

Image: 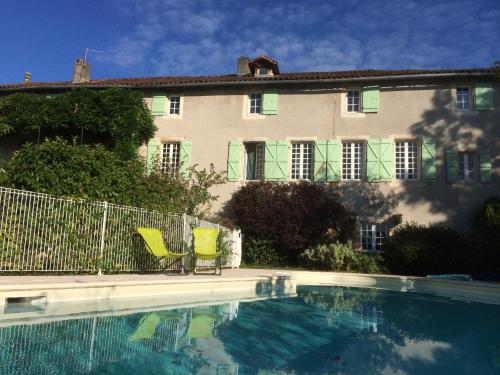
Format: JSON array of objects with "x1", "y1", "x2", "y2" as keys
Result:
[{"x1": 0, "y1": 88, "x2": 156, "y2": 159}]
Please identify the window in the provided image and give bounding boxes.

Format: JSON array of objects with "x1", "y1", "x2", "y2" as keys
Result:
[
  {"x1": 161, "y1": 142, "x2": 180, "y2": 174},
  {"x1": 342, "y1": 142, "x2": 363, "y2": 180},
  {"x1": 458, "y1": 152, "x2": 476, "y2": 181},
  {"x1": 395, "y1": 141, "x2": 418, "y2": 180},
  {"x1": 257, "y1": 67, "x2": 269, "y2": 75},
  {"x1": 456, "y1": 87, "x2": 471, "y2": 111},
  {"x1": 249, "y1": 93, "x2": 262, "y2": 114},
  {"x1": 346, "y1": 90, "x2": 361, "y2": 112},
  {"x1": 244, "y1": 143, "x2": 265, "y2": 180},
  {"x1": 361, "y1": 224, "x2": 387, "y2": 251},
  {"x1": 291, "y1": 143, "x2": 313, "y2": 180},
  {"x1": 169, "y1": 96, "x2": 180, "y2": 115}
]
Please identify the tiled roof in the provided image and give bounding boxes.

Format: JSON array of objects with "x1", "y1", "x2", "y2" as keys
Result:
[{"x1": 0, "y1": 68, "x2": 496, "y2": 91}]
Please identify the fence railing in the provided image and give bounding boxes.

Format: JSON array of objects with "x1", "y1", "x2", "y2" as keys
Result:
[{"x1": 0, "y1": 186, "x2": 241, "y2": 273}]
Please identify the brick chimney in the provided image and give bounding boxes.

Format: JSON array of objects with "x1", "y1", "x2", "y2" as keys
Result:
[
  {"x1": 237, "y1": 56, "x2": 250, "y2": 75},
  {"x1": 72, "y1": 59, "x2": 90, "y2": 83}
]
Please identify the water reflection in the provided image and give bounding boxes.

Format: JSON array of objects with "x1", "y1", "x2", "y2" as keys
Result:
[{"x1": 0, "y1": 286, "x2": 499, "y2": 374}]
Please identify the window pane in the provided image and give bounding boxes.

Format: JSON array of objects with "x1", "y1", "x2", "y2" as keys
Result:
[
  {"x1": 347, "y1": 90, "x2": 360, "y2": 112},
  {"x1": 249, "y1": 93, "x2": 261, "y2": 114},
  {"x1": 342, "y1": 142, "x2": 362, "y2": 180},
  {"x1": 169, "y1": 96, "x2": 180, "y2": 115},
  {"x1": 395, "y1": 141, "x2": 417, "y2": 180},
  {"x1": 456, "y1": 87, "x2": 470, "y2": 111},
  {"x1": 458, "y1": 152, "x2": 476, "y2": 181},
  {"x1": 161, "y1": 143, "x2": 180, "y2": 174},
  {"x1": 245, "y1": 143, "x2": 256, "y2": 180},
  {"x1": 291, "y1": 143, "x2": 312, "y2": 180},
  {"x1": 361, "y1": 223, "x2": 387, "y2": 251}
]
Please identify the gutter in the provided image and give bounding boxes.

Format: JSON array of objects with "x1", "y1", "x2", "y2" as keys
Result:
[{"x1": 0, "y1": 72, "x2": 496, "y2": 92}]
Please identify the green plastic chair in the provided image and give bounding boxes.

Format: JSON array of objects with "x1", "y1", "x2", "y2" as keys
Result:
[
  {"x1": 192, "y1": 227, "x2": 222, "y2": 275},
  {"x1": 129, "y1": 312, "x2": 183, "y2": 341},
  {"x1": 137, "y1": 227, "x2": 190, "y2": 273},
  {"x1": 188, "y1": 312, "x2": 216, "y2": 339}
]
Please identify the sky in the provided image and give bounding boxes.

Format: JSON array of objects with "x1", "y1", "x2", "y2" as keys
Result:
[{"x1": 0, "y1": 0, "x2": 499, "y2": 84}]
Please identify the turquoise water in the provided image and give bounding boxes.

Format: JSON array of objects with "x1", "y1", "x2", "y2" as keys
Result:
[{"x1": 1, "y1": 286, "x2": 499, "y2": 374}]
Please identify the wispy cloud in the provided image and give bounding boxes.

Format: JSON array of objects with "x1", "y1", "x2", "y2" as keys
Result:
[{"x1": 100, "y1": 0, "x2": 500, "y2": 76}]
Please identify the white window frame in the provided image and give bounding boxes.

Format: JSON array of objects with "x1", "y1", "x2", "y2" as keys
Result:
[
  {"x1": 342, "y1": 142, "x2": 364, "y2": 181},
  {"x1": 168, "y1": 95, "x2": 181, "y2": 116},
  {"x1": 244, "y1": 142, "x2": 265, "y2": 181},
  {"x1": 248, "y1": 93, "x2": 262, "y2": 114},
  {"x1": 346, "y1": 89, "x2": 361, "y2": 113},
  {"x1": 456, "y1": 87, "x2": 472, "y2": 112},
  {"x1": 161, "y1": 142, "x2": 180, "y2": 175},
  {"x1": 291, "y1": 143, "x2": 313, "y2": 180},
  {"x1": 395, "y1": 140, "x2": 418, "y2": 180},
  {"x1": 257, "y1": 67, "x2": 271, "y2": 76},
  {"x1": 457, "y1": 152, "x2": 476, "y2": 182},
  {"x1": 360, "y1": 224, "x2": 387, "y2": 252}
]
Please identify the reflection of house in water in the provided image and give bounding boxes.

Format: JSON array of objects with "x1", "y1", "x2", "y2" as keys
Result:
[{"x1": 328, "y1": 305, "x2": 382, "y2": 333}]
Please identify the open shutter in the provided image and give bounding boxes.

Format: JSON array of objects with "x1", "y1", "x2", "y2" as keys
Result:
[
  {"x1": 362, "y1": 86, "x2": 379, "y2": 113},
  {"x1": 446, "y1": 150, "x2": 458, "y2": 182},
  {"x1": 151, "y1": 96, "x2": 166, "y2": 116},
  {"x1": 275, "y1": 141, "x2": 289, "y2": 181},
  {"x1": 262, "y1": 90, "x2": 279, "y2": 115},
  {"x1": 227, "y1": 140, "x2": 241, "y2": 182},
  {"x1": 366, "y1": 139, "x2": 380, "y2": 182},
  {"x1": 326, "y1": 140, "x2": 340, "y2": 182},
  {"x1": 179, "y1": 141, "x2": 192, "y2": 179},
  {"x1": 479, "y1": 150, "x2": 492, "y2": 183},
  {"x1": 379, "y1": 139, "x2": 393, "y2": 181},
  {"x1": 421, "y1": 138, "x2": 436, "y2": 182},
  {"x1": 146, "y1": 139, "x2": 160, "y2": 174},
  {"x1": 474, "y1": 83, "x2": 494, "y2": 111},
  {"x1": 314, "y1": 140, "x2": 328, "y2": 182}
]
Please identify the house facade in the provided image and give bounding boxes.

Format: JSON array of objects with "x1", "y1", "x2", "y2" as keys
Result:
[{"x1": 1, "y1": 56, "x2": 499, "y2": 250}]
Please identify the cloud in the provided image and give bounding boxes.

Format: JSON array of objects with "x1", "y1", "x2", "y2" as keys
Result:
[{"x1": 100, "y1": 0, "x2": 500, "y2": 76}]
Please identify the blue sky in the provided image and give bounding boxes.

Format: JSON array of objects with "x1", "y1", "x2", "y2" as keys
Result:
[{"x1": 1, "y1": 0, "x2": 499, "y2": 83}]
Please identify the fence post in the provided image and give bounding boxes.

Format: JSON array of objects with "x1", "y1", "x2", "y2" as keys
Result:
[{"x1": 97, "y1": 201, "x2": 108, "y2": 275}]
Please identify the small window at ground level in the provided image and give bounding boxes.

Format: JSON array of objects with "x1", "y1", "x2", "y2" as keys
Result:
[
  {"x1": 458, "y1": 152, "x2": 476, "y2": 181},
  {"x1": 161, "y1": 142, "x2": 180, "y2": 175},
  {"x1": 361, "y1": 224, "x2": 387, "y2": 251},
  {"x1": 346, "y1": 90, "x2": 360, "y2": 112},
  {"x1": 244, "y1": 143, "x2": 265, "y2": 180},
  {"x1": 169, "y1": 96, "x2": 180, "y2": 115},
  {"x1": 249, "y1": 93, "x2": 262, "y2": 114},
  {"x1": 291, "y1": 143, "x2": 313, "y2": 180},
  {"x1": 456, "y1": 87, "x2": 471, "y2": 111}
]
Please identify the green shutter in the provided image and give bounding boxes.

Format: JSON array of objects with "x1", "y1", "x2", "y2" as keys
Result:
[
  {"x1": 474, "y1": 83, "x2": 494, "y2": 111},
  {"x1": 366, "y1": 139, "x2": 380, "y2": 182},
  {"x1": 264, "y1": 140, "x2": 288, "y2": 180},
  {"x1": 480, "y1": 150, "x2": 492, "y2": 183},
  {"x1": 326, "y1": 140, "x2": 340, "y2": 182},
  {"x1": 151, "y1": 96, "x2": 166, "y2": 116},
  {"x1": 446, "y1": 150, "x2": 458, "y2": 182},
  {"x1": 314, "y1": 140, "x2": 328, "y2": 182},
  {"x1": 421, "y1": 138, "x2": 436, "y2": 182},
  {"x1": 362, "y1": 86, "x2": 379, "y2": 113},
  {"x1": 227, "y1": 140, "x2": 241, "y2": 182},
  {"x1": 262, "y1": 90, "x2": 279, "y2": 115},
  {"x1": 366, "y1": 139, "x2": 393, "y2": 182},
  {"x1": 179, "y1": 141, "x2": 192, "y2": 179},
  {"x1": 146, "y1": 139, "x2": 160, "y2": 174},
  {"x1": 379, "y1": 139, "x2": 393, "y2": 181}
]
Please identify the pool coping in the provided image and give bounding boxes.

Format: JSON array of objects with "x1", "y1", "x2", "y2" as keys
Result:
[{"x1": 0, "y1": 269, "x2": 499, "y2": 323}]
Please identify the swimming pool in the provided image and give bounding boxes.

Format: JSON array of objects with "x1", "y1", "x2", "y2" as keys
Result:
[{"x1": 1, "y1": 285, "x2": 499, "y2": 374}]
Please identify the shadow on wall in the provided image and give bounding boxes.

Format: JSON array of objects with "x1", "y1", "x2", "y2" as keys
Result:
[{"x1": 341, "y1": 87, "x2": 499, "y2": 230}]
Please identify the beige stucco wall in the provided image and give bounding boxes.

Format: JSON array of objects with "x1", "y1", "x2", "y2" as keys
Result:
[{"x1": 144, "y1": 78, "x2": 500, "y2": 231}]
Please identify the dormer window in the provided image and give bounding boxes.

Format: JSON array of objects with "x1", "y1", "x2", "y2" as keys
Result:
[
  {"x1": 257, "y1": 67, "x2": 270, "y2": 76},
  {"x1": 248, "y1": 55, "x2": 280, "y2": 77}
]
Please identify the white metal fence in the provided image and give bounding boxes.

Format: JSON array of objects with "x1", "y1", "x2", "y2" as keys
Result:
[{"x1": 0, "y1": 186, "x2": 241, "y2": 272}]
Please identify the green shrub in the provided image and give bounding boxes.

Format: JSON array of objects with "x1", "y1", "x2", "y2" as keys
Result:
[
  {"x1": 300, "y1": 242, "x2": 383, "y2": 273},
  {"x1": 382, "y1": 223, "x2": 475, "y2": 276},
  {"x1": 1, "y1": 138, "x2": 225, "y2": 216},
  {"x1": 477, "y1": 197, "x2": 500, "y2": 270},
  {"x1": 223, "y1": 181, "x2": 355, "y2": 265},
  {"x1": 243, "y1": 239, "x2": 285, "y2": 266}
]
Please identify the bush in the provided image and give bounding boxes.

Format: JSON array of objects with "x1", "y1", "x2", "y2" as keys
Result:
[
  {"x1": 1, "y1": 138, "x2": 225, "y2": 216},
  {"x1": 223, "y1": 181, "x2": 355, "y2": 264},
  {"x1": 300, "y1": 242, "x2": 383, "y2": 273},
  {"x1": 477, "y1": 197, "x2": 500, "y2": 270},
  {"x1": 382, "y1": 223, "x2": 475, "y2": 276},
  {"x1": 243, "y1": 239, "x2": 285, "y2": 266}
]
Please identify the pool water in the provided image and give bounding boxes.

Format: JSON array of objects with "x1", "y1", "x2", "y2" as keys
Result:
[{"x1": 1, "y1": 285, "x2": 499, "y2": 374}]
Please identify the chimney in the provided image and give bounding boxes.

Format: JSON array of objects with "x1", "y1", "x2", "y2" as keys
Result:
[
  {"x1": 73, "y1": 58, "x2": 90, "y2": 83},
  {"x1": 24, "y1": 72, "x2": 32, "y2": 83},
  {"x1": 237, "y1": 56, "x2": 250, "y2": 75}
]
